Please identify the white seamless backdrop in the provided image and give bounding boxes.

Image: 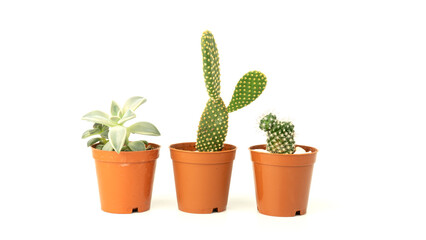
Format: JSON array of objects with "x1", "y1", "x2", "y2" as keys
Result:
[{"x1": 0, "y1": 0, "x2": 425, "y2": 239}]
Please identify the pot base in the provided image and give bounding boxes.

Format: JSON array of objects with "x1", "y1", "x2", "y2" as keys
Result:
[
  {"x1": 258, "y1": 207, "x2": 307, "y2": 217},
  {"x1": 101, "y1": 205, "x2": 151, "y2": 214},
  {"x1": 178, "y1": 206, "x2": 226, "y2": 214}
]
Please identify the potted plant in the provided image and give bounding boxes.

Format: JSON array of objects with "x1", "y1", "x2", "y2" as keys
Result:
[
  {"x1": 81, "y1": 96, "x2": 161, "y2": 214},
  {"x1": 169, "y1": 30, "x2": 267, "y2": 214},
  {"x1": 249, "y1": 113, "x2": 318, "y2": 217}
]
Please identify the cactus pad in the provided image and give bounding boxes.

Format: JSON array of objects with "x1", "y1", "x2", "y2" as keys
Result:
[
  {"x1": 227, "y1": 71, "x2": 267, "y2": 113},
  {"x1": 260, "y1": 113, "x2": 295, "y2": 154},
  {"x1": 196, "y1": 98, "x2": 229, "y2": 152},
  {"x1": 202, "y1": 31, "x2": 221, "y2": 99}
]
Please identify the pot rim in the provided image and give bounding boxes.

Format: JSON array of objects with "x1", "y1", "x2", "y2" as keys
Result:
[
  {"x1": 91, "y1": 143, "x2": 160, "y2": 163},
  {"x1": 169, "y1": 142, "x2": 236, "y2": 164},
  {"x1": 249, "y1": 144, "x2": 318, "y2": 155},
  {"x1": 91, "y1": 143, "x2": 160, "y2": 153},
  {"x1": 169, "y1": 142, "x2": 236, "y2": 154},
  {"x1": 249, "y1": 144, "x2": 317, "y2": 167}
]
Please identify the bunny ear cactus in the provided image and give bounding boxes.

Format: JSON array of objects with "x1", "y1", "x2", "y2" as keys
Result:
[
  {"x1": 196, "y1": 31, "x2": 267, "y2": 152},
  {"x1": 259, "y1": 113, "x2": 295, "y2": 154}
]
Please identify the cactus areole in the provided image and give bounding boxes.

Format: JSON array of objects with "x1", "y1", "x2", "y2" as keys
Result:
[{"x1": 195, "y1": 30, "x2": 267, "y2": 152}]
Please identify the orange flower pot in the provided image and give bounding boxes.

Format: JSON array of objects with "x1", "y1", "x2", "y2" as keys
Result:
[
  {"x1": 91, "y1": 143, "x2": 160, "y2": 214},
  {"x1": 169, "y1": 142, "x2": 236, "y2": 214},
  {"x1": 249, "y1": 144, "x2": 317, "y2": 217}
]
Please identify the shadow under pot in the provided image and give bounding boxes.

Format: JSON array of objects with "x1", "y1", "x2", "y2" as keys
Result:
[
  {"x1": 169, "y1": 142, "x2": 236, "y2": 214},
  {"x1": 249, "y1": 144, "x2": 317, "y2": 217},
  {"x1": 91, "y1": 143, "x2": 160, "y2": 214}
]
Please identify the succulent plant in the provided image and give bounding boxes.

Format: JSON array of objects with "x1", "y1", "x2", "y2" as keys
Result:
[
  {"x1": 81, "y1": 96, "x2": 160, "y2": 153},
  {"x1": 259, "y1": 113, "x2": 295, "y2": 154},
  {"x1": 195, "y1": 31, "x2": 267, "y2": 152}
]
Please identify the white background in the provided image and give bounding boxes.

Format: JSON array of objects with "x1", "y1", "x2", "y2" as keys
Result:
[{"x1": 1, "y1": 0, "x2": 425, "y2": 239}]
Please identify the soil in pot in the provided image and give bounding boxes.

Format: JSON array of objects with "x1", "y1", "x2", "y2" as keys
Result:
[
  {"x1": 92, "y1": 143, "x2": 160, "y2": 214},
  {"x1": 169, "y1": 142, "x2": 236, "y2": 214},
  {"x1": 250, "y1": 144, "x2": 317, "y2": 217}
]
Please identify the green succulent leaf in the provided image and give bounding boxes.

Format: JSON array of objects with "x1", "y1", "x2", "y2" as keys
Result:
[
  {"x1": 82, "y1": 110, "x2": 116, "y2": 127},
  {"x1": 118, "y1": 110, "x2": 136, "y2": 125},
  {"x1": 82, "y1": 97, "x2": 160, "y2": 153},
  {"x1": 111, "y1": 101, "x2": 121, "y2": 116},
  {"x1": 82, "y1": 128, "x2": 101, "y2": 139},
  {"x1": 87, "y1": 137, "x2": 101, "y2": 147},
  {"x1": 108, "y1": 126, "x2": 127, "y2": 153},
  {"x1": 102, "y1": 141, "x2": 113, "y2": 151},
  {"x1": 227, "y1": 71, "x2": 267, "y2": 113},
  {"x1": 110, "y1": 116, "x2": 121, "y2": 123},
  {"x1": 122, "y1": 96, "x2": 146, "y2": 114},
  {"x1": 128, "y1": 122, "x2": 161, "y2": 136},
  {"x1": 121, "y1": 145, "x2": 131, "y2": 151},
  {"x1": 101, "y1": 128, "x2": 109, "y2": 139},
  {"x1": 128, "y1": 141, "x2": 147, "y2": 151}
]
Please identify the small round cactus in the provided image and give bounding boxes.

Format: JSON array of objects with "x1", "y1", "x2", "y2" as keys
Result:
[{"x1": 260, "y1": 113, "x2": 295, "y2": 154}]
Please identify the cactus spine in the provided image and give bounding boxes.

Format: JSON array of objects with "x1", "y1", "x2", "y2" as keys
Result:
[
  {"x1": 196, "y1": 30, "x2": 267, "y2": 152},
  {"x1": 259, "y1": 113, "x2": 295, "y2": 154}
]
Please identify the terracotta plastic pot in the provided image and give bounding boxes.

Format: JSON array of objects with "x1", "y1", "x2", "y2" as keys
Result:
[
  {"x1": 169, "y1": 142, "x2": 236, "y2": 214},
  {"x1": 249, "y1": 144, "x2": 317, "y2": 217},
  {"x1": 91, "y1": 143, "x2": 160, "y2": 214}
]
